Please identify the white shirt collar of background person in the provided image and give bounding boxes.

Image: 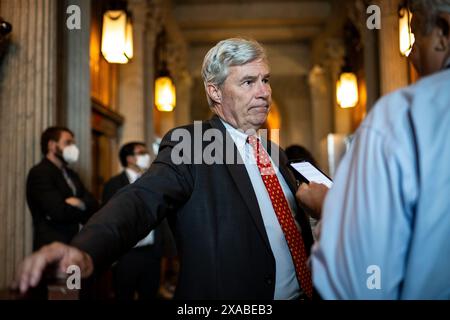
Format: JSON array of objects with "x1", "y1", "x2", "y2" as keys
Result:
[{"x1": 125, "y1": 167, "x2": 141, "y2": 184}]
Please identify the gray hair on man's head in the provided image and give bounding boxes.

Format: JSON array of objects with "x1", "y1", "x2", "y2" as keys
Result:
[
  {"x1": 409, "y1": 0, "x2": 450, "y2": 34},
  {"x1": 201, "y1": 38, "x2": 267, "y2": 107}
]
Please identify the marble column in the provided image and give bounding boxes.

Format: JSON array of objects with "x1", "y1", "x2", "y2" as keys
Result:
[
  {"x1": 0, "y1": 0, "x2": 57, "y2": 288},
  {"x1": 174, "y1": 69, "x2": 193, "y2": 127},
  {"x1": 377, "y1": 0, "x2": 409, "y2": 95},
  {"x1": 58, "y1": 0, "x2": 92, "y2": 186},
  {"x1": 168, "y1": 39, "x2": 192, "y2": 129},
  {"x1": 117, "y1": 0, "x2": 148, "y2": 147},
  {"x1": 323, "y1": 38, "x2": 353, "y2": 135},
  {"x1": 351, "y1": 0, "x2": 381, "y2": 112},
  {"x1": 308, "y1": 65, "x2": 333, "y2": 170}
]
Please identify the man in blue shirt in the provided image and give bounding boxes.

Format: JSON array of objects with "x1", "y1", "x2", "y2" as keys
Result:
[{"x1": 298, "y1": 0, "x2": 450, "y2": 299}]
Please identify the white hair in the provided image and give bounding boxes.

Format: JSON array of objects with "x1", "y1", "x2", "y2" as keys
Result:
[
  {"x1": 410, "y1": 0, "x2": 450, "y2": 34},
  {"x1": 201, "y1": 38, "x2": 267, "y2": 107}
]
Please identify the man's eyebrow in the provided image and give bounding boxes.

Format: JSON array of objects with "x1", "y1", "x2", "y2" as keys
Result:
[
  {"x1": 239, "y1": 75, "x2": 258, "y2": 82},
  {"x1": 239, "y1": 73, "x2": 271, "y2": 82}
]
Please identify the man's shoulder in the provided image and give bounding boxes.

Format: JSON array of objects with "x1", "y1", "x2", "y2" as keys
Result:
[
  {"x1": 163, "y1": 120, "x2": 215, "y2": 137},
  {"x1": 365, "y1": 69, "x2": 450, "y2": 131},
  {"x1": 159, "y1": 119, "x2": 218, "y2": 148},
  {"x1": 28, "y1": 158, "x2": 54, "y2": 176},
  {"x1": 104, "y1": 172, "x2": 127, "y2": 187}
]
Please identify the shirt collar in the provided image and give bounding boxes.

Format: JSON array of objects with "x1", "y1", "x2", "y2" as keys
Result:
[
  {"x1": 445, "y1": 57, "x2": 450, "y2": 69},
  {"x1": 125, "y1": 168, "x2": 141, "y2": 184},
  {"x1": 220, "y1": 119, "x2": 250, "y2": 151}
]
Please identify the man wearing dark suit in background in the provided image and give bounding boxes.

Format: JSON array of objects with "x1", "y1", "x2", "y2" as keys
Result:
[
  {"x1": 102, "y1": 142, "x2": 174, "y2": 300},
  {"x1": 15, "y1": 38, "x2": 315, "y2": 300},
  {"x1": 26, "y1": 126, "x2": 98, "y2": 250}
]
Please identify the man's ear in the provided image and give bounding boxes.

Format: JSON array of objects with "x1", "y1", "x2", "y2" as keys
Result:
[
  {"x1": 435, "y1": 13, "x2": 450, "y2": 52},
  {"x1": 206, "y1": 84, "x2": 222, "y2": 104},
  {"x1": 47, "y1": 140, "x2": 57, "y2": 154}
]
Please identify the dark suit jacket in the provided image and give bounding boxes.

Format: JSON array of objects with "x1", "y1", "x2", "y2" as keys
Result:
[
  {"x1": 26, "y1": 158, "x2": 98, "y2": 250},
  {"x1": 102, "y1": 171, "x2": 174, "y2": 258},
  {"x1": 71, "y1": 116, "x2": 314, "y2": 299}
]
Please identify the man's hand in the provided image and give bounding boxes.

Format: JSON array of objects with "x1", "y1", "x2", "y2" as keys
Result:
[
  {"x1": 11, "y1": 242, "x2": 94, "y2": 294},
  {"x1": 296, "y1": 182, "x2": 329, "y2": 220},
  {"x1": 65, "y1": 197, "x2": 86, "y2": 210}
]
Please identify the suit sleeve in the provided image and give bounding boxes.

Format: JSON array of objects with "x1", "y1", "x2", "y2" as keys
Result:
[
  {"x1": 71, "y1": 131, "x2": 193, "y2": 271},
  {"x1": 26, "y1": 168, "x2": 91, "y2": 224}
]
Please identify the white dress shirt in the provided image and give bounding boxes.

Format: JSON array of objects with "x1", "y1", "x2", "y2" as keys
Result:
[{"x1": 222, "y1": 120, "x2": 301, "y2": 300}]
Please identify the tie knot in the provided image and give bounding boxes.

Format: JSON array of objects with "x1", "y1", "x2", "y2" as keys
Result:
[{"x1": 247, "y1": 135, "x2": 259, "y2": 148}]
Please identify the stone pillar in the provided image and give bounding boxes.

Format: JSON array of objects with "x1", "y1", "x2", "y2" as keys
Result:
[
  {"x1": 174, "y1": 69, "x2": 193, "y2": 127},
  {"x1": 351, "y1": 0, "x2": 380, "y2": 112},
  {"x1": 164, "y1": 15, "x2": 192, "y2": 128},
  {"x1": 143, "y1": 0, "x2": 162, "y2": 156},
  {"x1": 308, "y1": 65, "x2": 333, "y2": 168},
  {"x1": 377, "y1": 0, "x2": 408, "y2": 95},
  {"x1": 117, "y1": 0, "x2": 151, "y2": 146},
  {"x1": 0, "y1": 0, "x2": 57, "y2": 288},
  {"x1": 323, "y1": 38, "x2": 353, "y2": 135},
  {"x1": 58, "y1": 0, "x2": 92, "y2": 186}
]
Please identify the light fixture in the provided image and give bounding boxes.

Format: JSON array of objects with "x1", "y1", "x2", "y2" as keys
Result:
[
  {"x1": 101, "y1": 2, "x2": 133, "y2": 64},
  {"x1": 336, "y1": 72, "x2": 359, "y2": 109},
  {"x1": 154, "y1": 30, "x2": 176, "y2": 112},
  {"x1": 398, "y1": 3, "x2": 415, "y2": 56},
  {"x1": 155, "y1": 67, "x2": 176, "y2": 112}
]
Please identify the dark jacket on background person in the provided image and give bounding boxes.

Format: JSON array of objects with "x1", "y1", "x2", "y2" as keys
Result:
[{"x1": 26, "y1": 158, "x2": 98, "y2": 250}]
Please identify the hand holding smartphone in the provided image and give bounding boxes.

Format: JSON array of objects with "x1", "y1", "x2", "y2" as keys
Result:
[{"x1": 288, "y1": 160, "x2": 333, "y2": 188}]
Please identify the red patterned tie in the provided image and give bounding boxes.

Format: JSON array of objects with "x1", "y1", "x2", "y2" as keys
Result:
[{"x1": 247, "y1": 135, "x2": 313, "y2": 298}]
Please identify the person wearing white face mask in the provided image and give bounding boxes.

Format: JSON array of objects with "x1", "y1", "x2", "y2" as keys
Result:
[
  {"x1": 26, "y1": 127, "x2": 98, "y2": 251},
  {"x1": 102, "y1": 142, "x2": 176, "y2": 300}
]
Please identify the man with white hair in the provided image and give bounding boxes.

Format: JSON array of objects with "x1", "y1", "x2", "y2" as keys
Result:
[
  {"x1": 297, "y1": 0, "x2": 450, "y2": 299},
  {"x1": 14, "y1": 38, "x2": 315, "y2": 300}
]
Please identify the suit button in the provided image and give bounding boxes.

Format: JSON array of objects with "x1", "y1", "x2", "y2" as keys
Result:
[{"x1": 265, "y1": 276, "x2": 273, "y2": 285}]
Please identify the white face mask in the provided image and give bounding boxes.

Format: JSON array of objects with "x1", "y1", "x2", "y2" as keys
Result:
[
  {"x1": 63, "y1": 144, "x2": 79, "y2": 164},
  {"x1": 136, "y1": 154, "x2": 151, "y2": 170}
]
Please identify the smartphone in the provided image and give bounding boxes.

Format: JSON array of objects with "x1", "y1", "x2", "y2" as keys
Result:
[{"x1": 288, "y1": 160, "x2": 333, "y2": 188}]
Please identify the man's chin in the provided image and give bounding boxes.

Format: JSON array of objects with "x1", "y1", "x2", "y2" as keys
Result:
[{"x1": 249, "y1": 115, "x2": 268, "y2": 129}]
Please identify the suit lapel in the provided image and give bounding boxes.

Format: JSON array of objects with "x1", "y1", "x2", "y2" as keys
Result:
[
  {"x1": 43, "y1": 158, "x2": 75, "y2": 197},
  {"x1": 209, "y1": 116, "x2": 272, "y2": 253}
]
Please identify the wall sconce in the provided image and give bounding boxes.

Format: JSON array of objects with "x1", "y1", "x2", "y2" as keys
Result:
[
  {"x1": 398, "y1": 3, "x2": 415, "y2": 56},
  {"x1": 155, "y1": 68, "x2": 176, "y2": 112},
  {"x1": 336, "y1": 72, "x2": 359, "y2": 109},
  {"x1": 154, "y1": 30, "x2": 176, "y2": 112},
  {"x1": 101, "y1": 2, "x2": 133, "y2": 64}
]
